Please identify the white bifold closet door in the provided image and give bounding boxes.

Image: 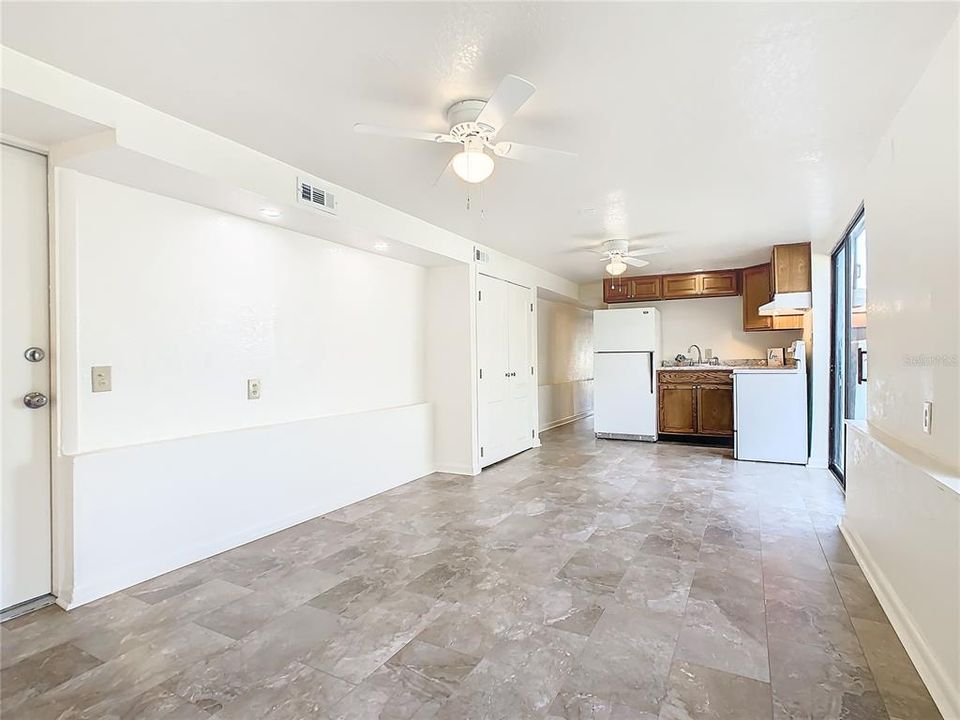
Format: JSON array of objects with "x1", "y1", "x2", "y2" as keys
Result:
[{"x1": 477, "y1": 273, "x2": 533, "y2": 468}]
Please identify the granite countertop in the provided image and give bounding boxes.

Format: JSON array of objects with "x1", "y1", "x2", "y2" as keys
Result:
[{"x1": 659, "y1": 359, "x2": 798, "y2": 372}]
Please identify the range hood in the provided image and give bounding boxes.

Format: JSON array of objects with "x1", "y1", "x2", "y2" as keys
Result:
[{"x1": 758, "y1": 291, "x2": 811, "y2": 316}]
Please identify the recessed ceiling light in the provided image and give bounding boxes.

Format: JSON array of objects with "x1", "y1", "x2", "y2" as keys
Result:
[
  {"x1": 259, "y1": 208, "x2": 281, "y2": 219},
  {"x1": 374, "y1": 241, "x2": 390, "y2": 251}
]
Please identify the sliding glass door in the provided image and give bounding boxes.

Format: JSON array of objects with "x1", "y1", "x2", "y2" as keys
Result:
[{"x1": 829, "y1": 208, "x2": 867, "y2": 486}]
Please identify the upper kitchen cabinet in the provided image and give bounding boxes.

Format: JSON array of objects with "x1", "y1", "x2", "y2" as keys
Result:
[
  {"x1": 700, "y1": 270, "x2": 739, "y2": 297},
  {"x1": 603, "y1": 277, "x2": 631, "y2": 303},
  {"x1": 742, "y1": 262, "x2": 804, "y2": 332},
  {"x1": 771, "y1": 242, "x2": 812, "y2": 294},
  {"x1": 661, "y1": 273, "x2": 700, "y2": 298},
  {"x1": 661, "y1": 270, "x2": 739, "y2": 300},
  {"x1": 602, "y1": 275, "x2": 662, "y2": 303}
]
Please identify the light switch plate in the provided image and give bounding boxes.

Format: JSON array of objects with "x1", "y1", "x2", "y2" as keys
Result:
[
  {"x1": 247, "y1": 378, "x2": 261, "y2": 400},
  {"x1": 91, "y1": 366, "x2": 112, "y2": 392},
  {"x1": 922, "y1": 401, "x2": 932, "y2": 434}
]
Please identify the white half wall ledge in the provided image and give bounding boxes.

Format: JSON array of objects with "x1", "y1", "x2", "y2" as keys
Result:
[
  {"x1": 59, "y1": 403, "x2": 433, "y2": 609},
  {"x1": 842, "y1": 421, "x2": 960, "y2": 720}
]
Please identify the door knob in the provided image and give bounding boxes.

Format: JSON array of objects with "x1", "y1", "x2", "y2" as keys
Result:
[
  {"x1": 24, "y1": 347, "x2": 45, "y2": 362},
  {"x1": 23, "y1": 392, "x2": 48, "y2": 409}
]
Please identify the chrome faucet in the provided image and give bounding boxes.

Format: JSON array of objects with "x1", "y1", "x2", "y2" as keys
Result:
[{"x1": 687, "y1": 344, "x2": 703, "y2": 365}]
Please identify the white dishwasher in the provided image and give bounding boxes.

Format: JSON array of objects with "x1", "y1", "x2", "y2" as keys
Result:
[{"x1": 733, "y1": 341, "x2": 808, "y2": 465}]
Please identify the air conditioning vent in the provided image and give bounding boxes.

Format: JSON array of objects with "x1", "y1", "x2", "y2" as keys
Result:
[
  {"x1": 297, "y1": 177, "x2": 337, "y2": 215},
  {"x1": 474, "y1": 247, "x2": 490, "y2": 264}
]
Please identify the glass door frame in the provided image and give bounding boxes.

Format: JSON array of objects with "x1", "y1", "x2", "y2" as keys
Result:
[{"x1": 828, "y1": 203, "x2": 866, "y2": 487}]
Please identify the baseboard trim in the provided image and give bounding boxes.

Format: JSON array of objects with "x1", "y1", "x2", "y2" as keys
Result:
[
  {"x1": 539, "y1": 411, "x2": 593, "y2": 432},
  {"x1": 434, "y1": 463, "x2": 478, "y2": 477},
  {"x1": 840, "y1": 521, "x2": 959, "y2": 720}
]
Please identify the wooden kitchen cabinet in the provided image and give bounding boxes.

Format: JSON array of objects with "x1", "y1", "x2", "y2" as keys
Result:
[
  {"x1": 697, "y1": 385, "x2": 734, "y2": 436},
  {"x1": 661, "y1": 273, "x2": 701, "y2": 299},
  {"x1": 700, "y1": 270, "x2": 739, "y2": 297},
  {"x1": 659, "y1": 370, "x2": 733, "y2": 439},
  {"x1": 742, "y1": 263, "x2": 803, "y2": 332},
  {"x1": 603, "y1": 277, "x2": 631, "y2": 303},
  {"x1": 771, "y1": 242, "x2": 811, "y2": 294},
  {"x1": 661, "y1": 270, "x2": 739, "y2": 300},
  {"x1": 626, "y1": 275, "x2": 662, "y2": 301},
  {"x1": 602, "y1": 276, "x2": 663, "y2": 303},
  {"x1": 658, "y1": 385, "x2": 698, "y2": 434}
]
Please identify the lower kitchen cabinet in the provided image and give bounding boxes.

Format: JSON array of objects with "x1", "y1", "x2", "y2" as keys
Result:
[
  {"x1": 658, "y1": 385, "x2": 698, "y2": 434},
  {"x1": 658, "y1": 370, "x2": 734, "y2": 439},
  {"x1": 696, "y1": 385, "x2": 734, "y2": 436}
]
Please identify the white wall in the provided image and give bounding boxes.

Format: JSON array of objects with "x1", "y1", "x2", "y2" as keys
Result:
[
  {"x1": 842, "y1": 21, "x2": 959, "y2": 719},
  {"x1": 861, "y1": 24, "x2": 959, "y2": 471},
  {"x1": 579, "y1": 286, "x2": 803, "y2": 361},
  {"x1": 52, "y1": 171, "x2": 436, "y2": 605},
  {"x1": 57, "y1": 170, "x2": 427, "y2": 453},
  {"x1": 537, "y1": 299, "x2": 594, "y2": 431},
  {"x1": 425, "y1": 265, "x2": 477, "y2": 475},
  {"x1": 805, "y1": 253, "x2": 831, "y2": 468}
]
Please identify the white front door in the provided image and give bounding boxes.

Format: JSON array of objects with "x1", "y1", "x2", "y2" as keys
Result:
[
  {"x1": 477, "y1": 274, "x2": 533, "y2": 467},
  {"x1": 2, "y1": 143, "x2": 53, "y2": 610}
]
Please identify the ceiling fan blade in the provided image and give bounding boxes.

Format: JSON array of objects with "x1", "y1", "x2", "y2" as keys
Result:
[
  {"x1": 629, "y1": 232, "x2": 669, "y2": 242},
  {"x1": 432, "y1": 155, "x2": 454, "y2": 187},
  {"x1": 476, "y1": 75, "x2": 536, "y2": 134},
  {"x1": 622, "y1": 257, "x2": 651, "y2": 268},
  {"x1": 354, "y1": 123, "x2": 456, "y2": 144},
  {"x1": 493, "y1": 141, "x2": 577, "y2": 163},
  {"x1": 624, "y1": 247, "x2": 667, "y2": 257}
]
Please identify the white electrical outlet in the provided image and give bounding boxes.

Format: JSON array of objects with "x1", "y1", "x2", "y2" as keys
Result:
[
  {"x1": 922, "y1": 401, "x2": 932, "y2": 434},
  {"x1": 247, "y1": 378, "x2": 261, "y2": 400},
  {"x1": 91, "y1": 366, "x2": 112, "y2": 392}
]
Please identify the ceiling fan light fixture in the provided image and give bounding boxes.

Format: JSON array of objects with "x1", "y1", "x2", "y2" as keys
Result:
[
  {"x1": 452, "y1": 147, "x2": 495, "y2": 184},
  {"x1": 606, "y1": 256, "x2": 628, "y2": 276}
]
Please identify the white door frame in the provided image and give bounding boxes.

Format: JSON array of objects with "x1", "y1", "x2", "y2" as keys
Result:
[
  {"x1": 474, "y1": 269, "x2": 539, "y2": 469},
  {"x1": 1, "y1": 138, "x2": 58, "y2": 619}
]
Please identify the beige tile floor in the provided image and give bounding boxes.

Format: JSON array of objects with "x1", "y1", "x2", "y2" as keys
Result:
[{"x1": 0, "y1": 420, "x2": 943, "y2": 719}]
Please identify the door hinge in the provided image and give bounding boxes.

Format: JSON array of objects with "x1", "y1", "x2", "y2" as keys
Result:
[
  {"x1": 479, "y1": 368, "x2": 483, "y2": 379},
  {"x1": 530, "y1": 366, "x2": 534, "y2": 375},
  {"x1": 478, "y1": 290, "x2": 482, "y2": 302},
  {"x1": 530, "y1": 303, "x2": 534, "y2": 312},
  {"x1": 480, "y1": 446, "x2": 484, "y2": 457},
  {"x1": 531, "y1": 429, "x2": 535, "y2": 438}
]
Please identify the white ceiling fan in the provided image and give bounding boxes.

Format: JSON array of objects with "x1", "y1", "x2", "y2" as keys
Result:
[
  {"x1": 354, "y1": 75, "x2": 576, "y2": 184},
  {"x1": 589, "y1": 238, "x2": 667, "y2": 276}
]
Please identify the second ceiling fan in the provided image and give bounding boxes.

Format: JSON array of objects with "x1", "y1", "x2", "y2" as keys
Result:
[{"x1": 354, "y1": 74, "x2": 576, "y2": 184}]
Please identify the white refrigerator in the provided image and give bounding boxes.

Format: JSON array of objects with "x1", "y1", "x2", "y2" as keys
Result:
[{"x1": 593, "y1": 307, "x2": 662, "y2": 441}]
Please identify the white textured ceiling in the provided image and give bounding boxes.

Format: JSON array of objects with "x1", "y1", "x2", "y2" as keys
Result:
[{"x1": 2, "y1": 2, "x2": 955, "y2": 282}]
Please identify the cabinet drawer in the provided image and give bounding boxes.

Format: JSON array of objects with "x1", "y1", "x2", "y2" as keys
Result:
[{"x1": 659, "y1": 370, "x2": 732, "y2": 386}]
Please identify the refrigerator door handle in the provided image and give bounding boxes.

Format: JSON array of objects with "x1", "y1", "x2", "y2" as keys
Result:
[{"x1": 648, "y1": 352, "x2": 654, "y2": 394}]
